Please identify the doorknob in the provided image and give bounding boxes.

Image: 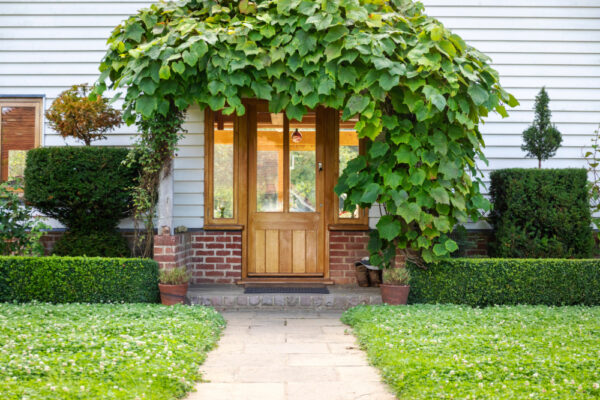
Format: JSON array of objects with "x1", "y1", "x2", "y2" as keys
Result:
[{"x1": 318, "y1": 162, "x2": 323, "y2": 171}]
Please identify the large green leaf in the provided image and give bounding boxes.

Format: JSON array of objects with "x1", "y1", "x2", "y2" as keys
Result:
[
  {"x1": 360, "y1": 182, "x2": 381, "y2": 204},
  {"x1": 423, "y1": 85, "x2": 447, "y2": 111},
  {"x1": 346, "y1": 94, "x2": 370, "y2": 115},
  {"x1": 324, "y1": 25, "x2": 348, "y2": 43},
  {"x1": 338, "y1": 66, "x2": 358, "y2": 86},
  {"x1": 430, "y1": 186, "x2": 449, "y2": 204},
  {"x1": 398, "y1": 203, "x2": 421, "y2": 224},
  {"x1": 135, "y1": 96, "x2": 157, "y2": 117},
  {"x1": 468, "y1": 83, "x2": 489, "y2": 106},
  {"x1": 369, "y1": 141, "x2": 389, "y2": 158},
  {"x1": 410, "y1": 169, "x2": 426, "y2": 186},
  {"x1": 377, "y1": 216, "x2": 402, "y2": 241}
]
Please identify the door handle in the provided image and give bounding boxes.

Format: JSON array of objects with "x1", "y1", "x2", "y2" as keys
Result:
[{"x1": 318, "y1": 162, "x2": 323, "y2": 172}]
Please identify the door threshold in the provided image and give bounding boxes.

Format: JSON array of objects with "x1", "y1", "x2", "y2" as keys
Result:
[{"x1": 236, "y1": 278, "x2": 335, "y2": 286}]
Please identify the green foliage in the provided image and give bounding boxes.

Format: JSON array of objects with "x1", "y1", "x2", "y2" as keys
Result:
[
  {"x1": 584, "y1": 123, "x2": 600, "y2": 237},
  {"x1": 45, "y1": 84, "x2": 122, "y2": 146},
  {"x1": 52, "y1": 230, "x2": 131, "y2": 258},
  {"x1": 382, "y1": 267, "x2": 411, "y2": 285},
  {"x1": 407, "y1": 258, "x2": 600, "y2": 306},
  {"x1": 124, "y1": 109, "x2": 186, "y2": 257},
  {"x1": 159, "y1": 266, "x2": 190, "y2": 285},
  {"x1": 0, "y1": 303, "x2": 225, "y2": 399},
  {"x1": 25, "y1": 147, "x2": 137, "y2": 232},
  {"x1": 0, "y1": 256, "x2": 159, "y2": 303},
  {"x1": 342, "y1": 304, "x2": 600, "y2": 399},
  {"x1": 521, "y1": 87, "x2": 562, "y2": 168},
  {"x1": 24, "y1": 147, "x2": 138, "y2": 257},
  {"x1": 95, "y1": 0, "x2": 517, "y2": 267},
  {"x1": 489, "y1": 168, "x2": 593, "y2": 258},
  {"x1": 0, "y1": 180, "x2": 49, "y2": 256}
]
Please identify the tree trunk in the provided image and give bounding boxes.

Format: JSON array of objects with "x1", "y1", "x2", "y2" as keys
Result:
[{"x1": 538, "y1": 158, "x2": 542, "y2": 169}]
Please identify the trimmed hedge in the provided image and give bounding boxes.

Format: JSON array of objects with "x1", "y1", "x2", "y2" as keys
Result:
[
  {"x1": 0, "y1": 256, "x2": 159, "y2": 303},
  {"x1": 24, "y1": 147, "x2": 138, "y2": 232},
  {"x1": 489, "y1": 168, "x2": 593, "y2": 258},
  {"x1": 408, "y1": 258, "x2": 600, "y2": 306}
]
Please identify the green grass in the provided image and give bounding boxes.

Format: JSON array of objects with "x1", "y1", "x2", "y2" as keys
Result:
[
  {"x1": 342, "y1": 305, "x2": 600, "y2": 399},
  {"x1": 0, "y1": 303, "x2": 225, "y2": 399}
]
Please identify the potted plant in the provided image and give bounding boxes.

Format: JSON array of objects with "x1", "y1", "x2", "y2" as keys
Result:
[
  {"x1": 158, "y1": 267, "x2": 190, "y2": 305},
  {"x1": 380, "y1": 268, "x2": 411, "y2": 305}
]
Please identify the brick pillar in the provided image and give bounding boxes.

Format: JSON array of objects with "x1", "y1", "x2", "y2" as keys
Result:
[{"x1": 153, "y1": 232, "x2": 191, "y2": 270}]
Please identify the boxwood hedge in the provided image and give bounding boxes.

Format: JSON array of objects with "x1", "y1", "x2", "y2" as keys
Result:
[
  {"x1": 488, "y1": 168, "x2": 593, "y2": 258},
  {"x1": 408, "y1": 258, "x2": 600, "y2": 306},
  {"x1": 0, "y1": 256, "x2": 159, "y2": 303}
]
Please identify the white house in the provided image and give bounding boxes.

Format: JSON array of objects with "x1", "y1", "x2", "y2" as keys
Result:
[{"x1": 1, "y1": 0, "x2": 599, "y2": 284}]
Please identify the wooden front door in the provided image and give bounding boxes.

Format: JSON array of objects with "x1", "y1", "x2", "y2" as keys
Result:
[{"x1": 247, "y1": 103, "x2": 325, "y2": 276}]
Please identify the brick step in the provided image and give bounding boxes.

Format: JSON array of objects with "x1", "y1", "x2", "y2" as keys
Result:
[{"x1": 186, "y1": 284, "x2": 382, "y2": 311}]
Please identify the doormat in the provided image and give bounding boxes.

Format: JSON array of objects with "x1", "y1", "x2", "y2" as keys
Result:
[{"x1": 244, "y1": 287, "x2": 330, "y2": 294}]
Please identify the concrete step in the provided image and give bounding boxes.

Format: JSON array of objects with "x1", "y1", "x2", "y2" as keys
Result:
[{"x1": 186, "y1": 284, "x2": 382, "y2": 311}]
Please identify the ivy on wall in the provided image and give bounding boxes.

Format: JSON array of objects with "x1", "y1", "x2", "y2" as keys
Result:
[{"x1": 95, "y1": 0, "x2": 517, "y2": 265}]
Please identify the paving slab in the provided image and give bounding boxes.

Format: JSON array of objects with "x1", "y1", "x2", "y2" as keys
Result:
[{"x1": 186, "y1": 310, "x2": 396, "y2": 400}]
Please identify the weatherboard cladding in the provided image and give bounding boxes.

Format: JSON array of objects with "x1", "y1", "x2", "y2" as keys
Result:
[{"x1": 0, "y1": 0, "x2": 598, "y2": 228}]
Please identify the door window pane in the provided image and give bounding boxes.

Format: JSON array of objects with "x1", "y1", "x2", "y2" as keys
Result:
[
  {"x1": 339, "y1": 114, "x2": 360, "y2": 219},
  {"x1": 256, "y1": 112, "x2": 284, "y2": 212},
  {"x1": 289, "y1": 112, "x2": 316, "y2": 212},
  {"x1": 213, "y1": 111, "x2": 234, "y2": 218}
]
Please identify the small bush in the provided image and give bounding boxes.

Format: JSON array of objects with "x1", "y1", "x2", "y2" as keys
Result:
[
  {"x1": 382, "y1": 268, "x2": 411, "y2": 285},
  {"x1": 0, "y1": 256, "x2": 158, "y2": 303},
  {"x1": 0, "y1": 180, "x2": 49, "y2": 256},
  {"x1": 489, "y1": 168, "x2": 593, "y2": 258},
  {"x1": 408, "y1": 258, "x2": 600, "y2": 306},
  {"x1": 159, "y1": 266, "x2": 190, "y2": 285},
  {"x1": 52, "y1": 230, "x2": 130, "y2": 257},
  {"x1": 25, "y1": 147, "x2": 137, "y2": 232}
]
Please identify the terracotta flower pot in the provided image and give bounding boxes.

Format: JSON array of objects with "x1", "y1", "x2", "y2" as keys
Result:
[
  {"x1": 380, "y1": 284, "x2": 410, "y2": 305},
  {"x1": 158, "y1": 283, "x2": 189, "y2": 305}
]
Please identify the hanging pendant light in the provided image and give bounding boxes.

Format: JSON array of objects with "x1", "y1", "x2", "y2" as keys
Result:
[{"x1": 291, "y1": 128, "x2": 303, "y2": 143}]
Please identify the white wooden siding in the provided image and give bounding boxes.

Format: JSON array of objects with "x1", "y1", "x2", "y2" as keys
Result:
[{"x1": 0, "y1": 0, "x2": 598, "y2": 230}]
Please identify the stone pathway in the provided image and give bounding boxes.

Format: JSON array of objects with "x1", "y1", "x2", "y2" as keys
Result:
[{"x1": 187, "y1": 311, "x2": 396, "y2": 400}]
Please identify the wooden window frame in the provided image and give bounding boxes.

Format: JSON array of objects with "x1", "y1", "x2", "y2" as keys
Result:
[
  {"x1": 0, "y1": 97, "x2": 43, "y2": 182},
  {"x1": 328, "y1": 110, "x2": 369, "y2": 230},
  {"x1": 203, "y1": 108, "x2": 242, "y2": 229}
]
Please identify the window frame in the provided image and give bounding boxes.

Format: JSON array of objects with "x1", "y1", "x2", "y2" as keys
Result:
[
  {"x1": 0, "y1": 97, "x2": 43, "y2": 182},
  {"x1": 203, "y1": 108, "x2": 242, "y2": 229},
  {"x1": 329, "y1": 111, "x2": 369, "y2": 230}
]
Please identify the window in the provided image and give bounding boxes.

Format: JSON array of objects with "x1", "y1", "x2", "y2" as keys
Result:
[
  {"x1": 0, "y1": 98, "x2": 42, "y2": 182},
  {"x1": 332, "y1": 112, "x2": 368, "y2": 227},
  {"x1": 204, "y1": 109, "x2": 239, "y2": 226}
]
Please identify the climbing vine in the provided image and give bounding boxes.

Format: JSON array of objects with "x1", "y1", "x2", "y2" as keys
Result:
[{"x1": 95, "y1": 0, "x2": 517, "y2": 265}]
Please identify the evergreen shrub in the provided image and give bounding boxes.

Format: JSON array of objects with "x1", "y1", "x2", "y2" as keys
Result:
[{"x1": 489, "y1": 168, "x2": 593, "y2": 258}]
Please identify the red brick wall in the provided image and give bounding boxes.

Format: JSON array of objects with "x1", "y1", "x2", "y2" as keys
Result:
[
  {"x1": 329, "y1": 231, "x2": 370, "y2": 285},
  {"x1": 152, "y1": 229, "x2": 492, "y2": 285},
  {"x1": 189, "y1": 231, "x2": 242, "y2": 284}
]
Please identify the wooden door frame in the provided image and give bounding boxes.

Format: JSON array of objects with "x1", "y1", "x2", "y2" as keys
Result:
[
  {"x1": 203, "y1": 100, "x2": 367, "y2": 283},
  {"x1": 243, "y1": 101, "x2": 328, "y2": 279}
]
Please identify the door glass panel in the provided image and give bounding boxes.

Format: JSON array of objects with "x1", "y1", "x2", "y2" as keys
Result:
[
  {"x1": 289, "y1": 112, "x2": 316, "y2": 212},
  {"x1": 212, "y1": 110, "x2": 235, "y2": 218},
  {"x1": 256, "y1": 112, "x2": 284, "y2": 212},
  {"x1": 339, "y1": 113, "x2": 360, "y2": 219}
]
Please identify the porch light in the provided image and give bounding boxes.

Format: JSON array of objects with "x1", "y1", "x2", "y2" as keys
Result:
[{"x1": 291, "y1": 128, "x2": 303, "y2": 143}]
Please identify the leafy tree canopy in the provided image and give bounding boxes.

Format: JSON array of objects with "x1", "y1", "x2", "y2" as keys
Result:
[
  {"x1": 46, "y1": 84, "x2": 122, "y2": 146},
  {"x1": 96, "y1": 0, "x2": 518, "y2": 267}
]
